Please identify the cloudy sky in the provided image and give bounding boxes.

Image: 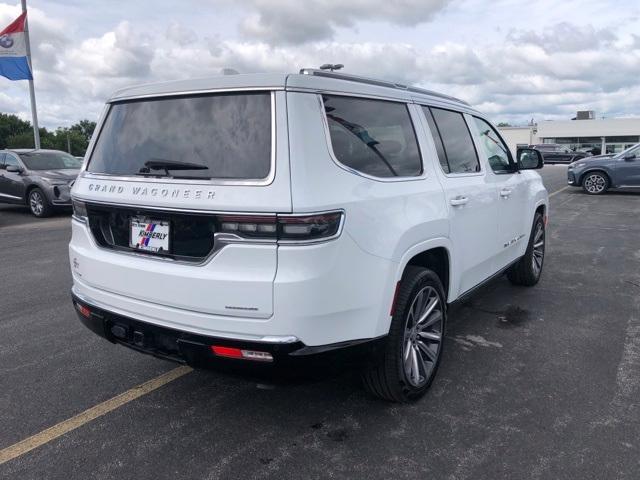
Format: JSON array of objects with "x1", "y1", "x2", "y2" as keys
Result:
[{"x1": 1, "y1": 0, "x2": 639, "y2": 128}]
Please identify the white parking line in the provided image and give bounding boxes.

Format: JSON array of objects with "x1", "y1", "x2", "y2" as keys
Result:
[{"x1": 549, "y1": 186, "x2": 569, "y2": 197}]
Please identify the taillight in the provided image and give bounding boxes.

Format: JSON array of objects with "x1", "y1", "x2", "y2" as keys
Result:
[
  {"x1": 218, "y1": 215, "x2": 278, "y2": 239},
  {"x1": 216, "y1": 211, "x2": 343, "y2": 244},
  {"x1": 278, "y1": 213, "x2": 342, "y2": 242}
]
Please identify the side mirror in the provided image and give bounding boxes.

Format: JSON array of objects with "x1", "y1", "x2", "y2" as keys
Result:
[
  {"x1": 5, "y1": 165, "x2": 23, "y2": 173},
  {"x1": 516, "y1": 148, "x2": 544, "y2": 170},
  {"x1": 624, "y1": 154, "x2": 636, "y2": 162}
]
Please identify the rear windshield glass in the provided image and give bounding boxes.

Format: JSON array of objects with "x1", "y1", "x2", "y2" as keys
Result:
[
  {"x1": 87, "y1": 92, "x2": 272, "y2": 180},
  {"x1": 19, "y1": 151, "x2": 82, "y2": 170}
]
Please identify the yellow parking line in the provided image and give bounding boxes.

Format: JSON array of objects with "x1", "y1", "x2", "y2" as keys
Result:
[
  {"x1": 549, "y1": 186, "x2": 569, "y2": 197},
  {"x1": 0, "y1": 365, "x2": 192, "y2": 465}
]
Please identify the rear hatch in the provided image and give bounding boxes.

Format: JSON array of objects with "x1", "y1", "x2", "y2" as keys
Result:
[{"x1": 71, "y1": 89, "x2": 291, "y2": 318}]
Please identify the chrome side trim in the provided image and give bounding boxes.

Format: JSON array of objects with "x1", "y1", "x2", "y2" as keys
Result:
[
  {"x1": 71, "y1": 287, "x2": 300, "y2": 344},
  {"x1": 0, "y1": 192, "x2": 22, "y2": 200},
  {"x1": 72, "y1": 203, "x2": 345, "y2": 268},
  {"x1": 71, "y1": 196, "x2": 275, "y2": 215},
  {"x1": 82, "y1": 91, "x2": 277, "y2": 187}
]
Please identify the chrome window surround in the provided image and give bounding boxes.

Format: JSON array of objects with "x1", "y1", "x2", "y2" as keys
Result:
[
  {"x1": 318, "y1": 94, "x2": 428, "y2": 183},
  {"x1": 72, "y1": 198, "x2": 346, "y2": 267},
  {"x1": 82, "y1": 90, "x2": 278, "y2": 187}
]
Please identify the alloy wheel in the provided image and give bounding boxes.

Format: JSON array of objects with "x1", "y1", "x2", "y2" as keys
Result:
[
  {"x1": 584, "y1": 174, "x2": 606, "y2": 194},
  {"x1": 30, "y1": 191, "x2": 44, "y2": 216},
  {"x1": 532, "y1": 222, "x2": 545, "y2": 277},
  {"x1": 402, "y1": 286, "x2": 443, "y2": 387}
]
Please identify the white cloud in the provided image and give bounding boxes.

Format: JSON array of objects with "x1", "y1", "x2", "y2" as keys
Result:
[
  {"x1": 1, "y1": 1, "x2": 639, "y2": 128},
  {"x1": 507, "y1": 22, "x2": 616, "y2": 52},
  {"x1": 232, "y1": 0, "x2": 451, "y2": 44}
]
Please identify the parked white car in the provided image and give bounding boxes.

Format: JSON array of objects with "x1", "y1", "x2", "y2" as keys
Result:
[{"x1": 69, "y1": 69, "x2": 548, "y2": 402}]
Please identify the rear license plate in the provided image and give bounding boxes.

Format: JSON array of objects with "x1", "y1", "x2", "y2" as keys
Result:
[{"x1": 130, "y1": 218, "x2": 170, "y2": 253}]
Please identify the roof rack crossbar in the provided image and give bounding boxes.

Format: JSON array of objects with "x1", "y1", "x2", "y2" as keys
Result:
[{"x1": 299, "y1": 68, "x2": 469, "y2": 106}]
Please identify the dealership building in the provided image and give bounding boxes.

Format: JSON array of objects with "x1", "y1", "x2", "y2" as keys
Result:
[{"x1": 498, "y1": 112, "x2": 640, "y2": 157}]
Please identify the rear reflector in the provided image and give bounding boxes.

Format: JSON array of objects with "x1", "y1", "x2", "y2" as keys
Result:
[
  {"x1": 210, "y1": 345, "x2": 274, "y2": 362},
  {"x1": 76, "y1": 303, "x2": 91, "y2": 318}
]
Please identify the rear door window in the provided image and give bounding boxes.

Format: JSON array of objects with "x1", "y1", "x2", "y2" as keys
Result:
[
  {"x1": 88, "y1": 92, "x2": 272, "y2": 180},
  {"x1": 426, "y1": 107, "x2": 480, "y2": 174},
  {"x1": 323, "y1": 95, "x2": 422, "y2": 178}
]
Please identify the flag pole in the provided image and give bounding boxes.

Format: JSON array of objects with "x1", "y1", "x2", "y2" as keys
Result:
[{"x1": 21, "y1": 0, "x2": 40, "y2": 149}]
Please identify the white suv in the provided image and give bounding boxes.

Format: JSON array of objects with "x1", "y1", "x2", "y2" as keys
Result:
[{"x1": 69, "y1": 69, "x2": 548, "y2": 402}]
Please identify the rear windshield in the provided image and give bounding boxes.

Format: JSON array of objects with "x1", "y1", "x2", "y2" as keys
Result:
[
  {"x1": 87, "y1": 92, "x2": 272, "y2": 180},
  {"x1": 19, "y1": 151, "x2": 82, "y2": 170}
]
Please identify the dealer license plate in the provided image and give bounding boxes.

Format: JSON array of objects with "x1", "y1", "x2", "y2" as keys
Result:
[{"x1": 130, "y1": 218, "x2": 170, "y2": 253}]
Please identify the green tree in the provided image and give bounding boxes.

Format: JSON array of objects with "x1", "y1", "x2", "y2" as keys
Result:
[
  {"x1": 496, "y1": 122, "x2": 511, "y2": 127},
  {"x1": 0, "y1": 113, "x2": 32, "y2": 149},
  {"x1": 1, "y1": 114, "x2": 97, "y2": 155},
  {"x1": 69, "y1": 119, "x2": 96, "y2": 143}
]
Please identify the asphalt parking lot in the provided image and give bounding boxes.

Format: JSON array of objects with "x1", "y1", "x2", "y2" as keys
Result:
[{"x1": 1, "y1": 165, "x2": 639, "y2": 479}]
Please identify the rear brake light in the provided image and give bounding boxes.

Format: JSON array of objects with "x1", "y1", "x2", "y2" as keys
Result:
[
  {"x1": 217, "y1": 212, "x2": 343, "y2": 244},
  {"x1": 278, "y1": 213, "x2": 342, "y2": 242},
  {"x1": 210, "y1": 345, "x2": 274, "y2": 362}
]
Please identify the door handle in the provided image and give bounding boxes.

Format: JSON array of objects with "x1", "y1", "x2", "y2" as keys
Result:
[
  {"x1": 450, "y1": 196, "x2": 469, "y2": 206},
  {"x1": 500, "y1": 188, "x2": 512, "y2": 198}
]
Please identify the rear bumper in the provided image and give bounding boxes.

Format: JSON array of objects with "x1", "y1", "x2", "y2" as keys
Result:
[{"x1": 72, "y1": 293, "x2": 386, "y2": 373}]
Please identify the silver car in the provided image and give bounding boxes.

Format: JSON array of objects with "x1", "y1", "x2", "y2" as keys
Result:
[
  {"x1": 568, "y1": 143, "x2": 640, "y2": 195},
  {"x1": 0, "y1": 149, "x2": 82, "y2": 217}
]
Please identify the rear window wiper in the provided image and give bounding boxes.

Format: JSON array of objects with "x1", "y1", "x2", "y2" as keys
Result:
[{"x1": 137, "y1": 159, "x2": 210, "y2": 177}]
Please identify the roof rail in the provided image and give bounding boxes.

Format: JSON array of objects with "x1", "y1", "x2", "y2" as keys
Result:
[{"x1": 299, "y1": 68, "x2": 470, "y2": 106}]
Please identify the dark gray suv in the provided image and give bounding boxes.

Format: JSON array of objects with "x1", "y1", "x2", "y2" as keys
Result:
[
  {"x1": 567, "y1": 143, "x2": 640, "y2": 194},
  {"x1": 532, "y1": 144, "x2": 588, "y2": 164},
  {"x1": 0, "y1": 149, "x2": 82, "y2": 217}
]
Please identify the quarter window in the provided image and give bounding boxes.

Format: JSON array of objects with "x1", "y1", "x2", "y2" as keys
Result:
[
  {"x1": 425, "y1": 107, "x2": 480, "y2": 174},
  {"x1": 472, "y1": 117, "x2": 513, "y2": 173},
  {"x1": 323, "y1": 95, "x2": 422, "y2": 178}
]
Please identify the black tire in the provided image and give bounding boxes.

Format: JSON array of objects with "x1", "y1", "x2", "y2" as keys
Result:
[
  {"x1": 28, "y1": 187, "x2": 53, "y2": 218},
  {"x1": 582, "y1": 171, "x2": 609, "y2": 195},
  {"x1": 507, "y1": 213, "x2": 545, "y2": 286},
  {"x1": 362, "y1": 267, "x2": 446, "y2": 402}
]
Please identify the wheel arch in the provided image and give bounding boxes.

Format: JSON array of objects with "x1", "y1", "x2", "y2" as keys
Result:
[
  {"x1": 395, "y1": 239, "x2": 454, "y2": 303},
  {"x1": 578, "y1": 168, "x2": 612, "y2": 187},
  {"x1": 24, "y1": 183, "x2": 40, "y2": 204},
  {"x1": 375, "y1": 239, "x2": 453, "y2": 341}
]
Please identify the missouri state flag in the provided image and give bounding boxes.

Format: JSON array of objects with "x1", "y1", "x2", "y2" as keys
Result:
[{"x1": 0, "y1": 12, "x2": 33, "y2": 81}]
